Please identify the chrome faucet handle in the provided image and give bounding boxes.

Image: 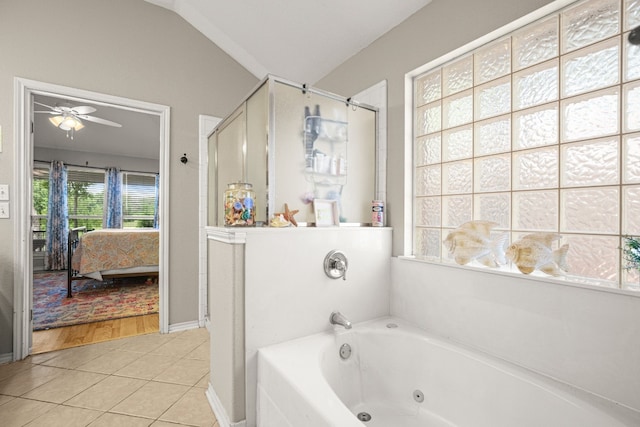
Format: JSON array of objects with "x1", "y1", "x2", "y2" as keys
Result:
[{"x1": 324, "y1": 250, "x2": 348, "y2": 280}]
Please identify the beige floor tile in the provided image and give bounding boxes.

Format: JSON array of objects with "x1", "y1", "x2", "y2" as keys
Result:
[
  {"x1": 28, "y1": 350, "x2": 62, "y2": 365},
  {"x1": 0, "y1": 394, "x2": 15, "y2": 406},
  {"x1": 194, "y1": 372, "x2": 210, "y2": 389},
  {"x1": 89, "y1": 412, "x2": 153, "y2": 427},
  {"x1": 159, "y1": 388, "x2": 217, "y2": 427},
  {"x1": 151, "y1": 339, "x2": 201, "y2": 359},
  {"x1": 0, "y1": 360, "x2": 32, "y2": 381},
  {"x1": 154, "y1": 358, "x2": 210, "y2": 386},
  {"x1": 40, "y1": 345, "x2": 105, "y2": 369},
  {"x1": 184, "y1": 342, "x2": 210, "y2": 361},
  {"x1": 113, "y1": 353, "x2": 179, "y2": 380},
  {"x1": 0, "y1": 397, "x2": 57, "y2": 427},
  {"x1": 23, "y1": 370, "x2": 107, "y2": 404},
  {"x1": 117, "y1": 333, "x2": 177, "y2": 353},
  {"x1": 25, "y1": 404, "x2": 102, "y2": 426},
  {"x1": 110, "y1": 381, "x2": 189, "y2": 419},
  {"x1": 0, "y1": 365, "x2": 66, "y2": 397},
  {"x1": 76, "y1": 349, "x2": 143, "y2": 374},
  {"x1": 66, "y1": 375, "x2": 148, "y2": 411},
  {"x1": 151, "y1": 421, "x2": 198, "y2": 427}
]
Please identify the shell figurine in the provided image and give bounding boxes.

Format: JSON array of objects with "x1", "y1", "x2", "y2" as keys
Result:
[
  {"x1": 443, "y1": 220, "x2": 508, "y2": 268},
  {"x1": 506, "y1": 233, "x2": 569, "y2": 276}
]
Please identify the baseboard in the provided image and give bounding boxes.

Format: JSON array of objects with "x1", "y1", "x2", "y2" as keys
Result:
[
  {"x1": 206, "y1": 384, "x2": 246, "y2": 427},
  {"x1": 168, "y1": 320, "x2": 200, "y2": 333},
  {"x1": 204, "y1": 317, "x2": 212, "y2": 332},
  {"x1": 0, "y1": 352, "x2": 14, "y2": 365}
]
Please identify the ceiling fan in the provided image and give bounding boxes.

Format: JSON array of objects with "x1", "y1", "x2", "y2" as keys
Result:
[{"x1": 34, "y1": 101, "x2": 122, "y2": 139}]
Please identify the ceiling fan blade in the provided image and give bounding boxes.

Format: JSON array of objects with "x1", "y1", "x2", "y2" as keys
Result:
[
  {"x1": 34, "y1": 101, "x2": 61, "y2": 112},
  {"x1": 78, "y1": 115, "x2": 122, "y2": 127},
  {"x1": 34, "y1": 111, "x2": 60, "y2": 114},
  {"x1": 71, "y1": 106, "x2": 97, "y2": 115}
]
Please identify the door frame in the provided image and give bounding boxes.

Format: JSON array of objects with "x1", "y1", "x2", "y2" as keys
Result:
[{"x1": 13, "y1": 77, "x2": 171, "y2": 360}]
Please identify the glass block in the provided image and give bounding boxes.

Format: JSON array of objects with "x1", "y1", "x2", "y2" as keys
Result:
[
  {"x1": 561, "y1": 0, "x2": 620, "y2": 53},
  {"x1": 563, "y1": 234, "x2": 619, "y2": 284},
  {"x1": 561, "y1": 187, "x2": 619, "y2": 234},
  {"x1": 416, "y1": 70, "x2": 441, "y2": 106},
  {"x1": 513, "y1": 147, "x2": 559, "y2": 190},
  {"x1": 442, "y1": 160, "x2": 473, "y2": 195},
  {"x1": 624, "y1": 36, "x2": 640, "y2": 81},
  {"x1": 475, "y1": 38, "x2": 511, "y2": 84},
  {"x1": 442, "y1": 89, "x2": 473, "y2": 129},
  {"x1": 475, "y1": 154, "x2": 510, "y2": 193},
  {"x1": 561, "y1": 137, "x2": 619, "y2": 187},
  {"x1": 415, "y1": 227, "x2": 441, "y2": 259},
  {"x1": 442, "y1": 195, "x2": 472, "y2": 227},
  {"x1": 443, "y1": 55, "x2": 473, "y2": 96},
  {"x1": 416, "y1": 165, "x2": 441, "y2": 197},
  {"x1": 513, "y1": 104, "x2": 558, "y2": 149},
  {"x1": 513, "y1": 190, "x2": 559, "y2": 231},
  {"x1": 416, "y1": 196, "x2": 441, "y2": 227},
  {"x1": 625, "y1": 0, "x2": 640, "y2": 30},
  {"x1": 416, "y1": 134, "x2": 441, "y2": 166},
  {"x1": 623, "y1": 134, "x2": 640, "y2": 183},
  {"x1": 416, "y1": 102, "x2": 441, "y2": 136},
  {"x1": 562, "y1": 37, "x2": 619, "y2": 98},
  {"x1": 622, "y1": 267, "x2": 640, "y2": 291},
  {"x1": 474, "y1": 193, "x2": 510, "y2": 229},
  {"x1": 514, "y1": 59, "x2": 559, "y2": 110},
  {"x1": 561, "y1": 87, "x2": 619, "y2": 142},
  {"x1": 624, "y1": 81, "x2": 640, "y2": 132},
  {"x1": 442, "y1": 125, "x2": 473, "y2": 161},
  {"x1": 475, "y1": 115, "x2": 511, "y2": 156},
  {"x1": 475, "y1": 76, "x2": 511, "y2": 120},
  {"x1": 623, "y1": 185, "x2": 640, "y2": 234},
  {"x1": 513, "y1": 15, "x2": 559, "y2": 71}
]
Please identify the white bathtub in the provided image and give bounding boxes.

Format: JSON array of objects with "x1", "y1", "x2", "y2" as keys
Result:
[{"x1": 257, "y1": 317, "x2": 640, "y2": 427}]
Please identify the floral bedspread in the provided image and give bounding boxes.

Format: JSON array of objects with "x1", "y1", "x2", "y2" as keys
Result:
[{"x1": 71, "y1": 229, "x2": 159, "y2": 274}]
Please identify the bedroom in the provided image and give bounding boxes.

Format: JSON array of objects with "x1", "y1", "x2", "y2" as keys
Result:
[{"x1": 30, "y1": 92, "x2": 162, "y2": 349}]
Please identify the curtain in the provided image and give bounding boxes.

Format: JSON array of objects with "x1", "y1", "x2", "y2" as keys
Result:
[
  {"x1": 45, "y1": 161, "x2": 69, "y2": 270},
  {"x1": 103, "y1": 167, "x2": 123, "y2": 228},
  {"x1": 153, "y1": 174, "x2": 160, "y2": 229}
]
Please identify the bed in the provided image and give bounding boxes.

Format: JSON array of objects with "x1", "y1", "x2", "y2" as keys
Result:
[{"x1": 67, "y1": 227, "x2": 159, "y2": 298}]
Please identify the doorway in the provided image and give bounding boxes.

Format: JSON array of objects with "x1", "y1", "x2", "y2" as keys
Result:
[{"x1": 13, "y1": 78, "x2": 170, "y2": 360}]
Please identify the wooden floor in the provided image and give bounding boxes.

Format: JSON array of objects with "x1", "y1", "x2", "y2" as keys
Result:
[{"x1": 32, "y1": 313, "x2": 159, "y2": 354}]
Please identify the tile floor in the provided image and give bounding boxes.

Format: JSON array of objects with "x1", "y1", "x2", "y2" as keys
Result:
[{"x1": 0, "y1": 327, "x2": 218, "y2": 427}]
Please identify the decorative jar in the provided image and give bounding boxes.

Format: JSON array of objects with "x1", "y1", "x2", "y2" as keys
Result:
[{"x1": 224, "y1": 182, "x2": 256, "y2": 226}]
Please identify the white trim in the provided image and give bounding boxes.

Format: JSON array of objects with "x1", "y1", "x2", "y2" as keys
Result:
[
  {"x1": 205, "y1": 227, "x2": 247, "y2": 244},
  {"x1": 0, "y1": 353, "x2": 13, "y2": 365},
  {"x1": 13, "y1": 78, "x2": 170, "y2": 361},
  {"x1": 206, "y1": 384, "x2": 247, "y2": 427},
  {"x1": 199, "y1": 115, "x2": 222, "y2": 328},
  {"x1": 168, "y1": 320, "x2": 201, "y2": 333}
]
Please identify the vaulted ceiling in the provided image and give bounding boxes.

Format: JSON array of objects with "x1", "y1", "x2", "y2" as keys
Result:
[{"x1": 145, "y1": 0, "x2": 432, "y2": 84}]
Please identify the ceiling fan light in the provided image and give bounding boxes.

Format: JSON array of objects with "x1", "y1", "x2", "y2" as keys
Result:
[
  {"x1": 48, "y1": 115, "x2": 64, "y2": 127},
  {"x1": 49, "y1": 114, "x2": 83, "y2": 131}
]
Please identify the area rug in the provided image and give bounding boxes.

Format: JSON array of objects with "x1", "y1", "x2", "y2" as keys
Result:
[{"x1": 33, "y1": 270, "x2": 158, "y2": 330}]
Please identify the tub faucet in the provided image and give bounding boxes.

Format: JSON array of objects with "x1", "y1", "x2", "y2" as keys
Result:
[{"x1": 330, "y1": 311, "x2": 352, "y2": 329}]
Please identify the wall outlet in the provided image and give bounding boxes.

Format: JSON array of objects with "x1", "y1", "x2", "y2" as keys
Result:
[
  {"x1": 0, "y1": 184, "x2": 8, "y2": 201},
  {"x1": 0, "y1": 202, "x2": 8, "y2": 219}
]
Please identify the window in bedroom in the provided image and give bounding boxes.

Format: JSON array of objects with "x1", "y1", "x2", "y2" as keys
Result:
[
  {"x1": 66, "y1": 167, "x2": 105, "y2": 230},
  {"x1": 122, "y1": 172, "x2": 157, "y2": 228},
  {"x1": 412, "y1": 0, "x2": 640, "y2": 290}
]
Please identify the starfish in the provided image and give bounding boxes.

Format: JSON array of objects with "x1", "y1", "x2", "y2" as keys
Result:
[{"x1": 276, "y1": 203, "x2": 299, "y2": 227}]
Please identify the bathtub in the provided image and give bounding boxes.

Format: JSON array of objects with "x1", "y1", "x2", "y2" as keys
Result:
[{"x1": 257, "y1": 317, "x2": 640, "y2": 427}]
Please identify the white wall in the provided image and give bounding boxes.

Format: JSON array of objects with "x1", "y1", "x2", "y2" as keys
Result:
[
  {"x1": 391, "y1": 258, "x2": 640, "y2": 412},
  {"x1": 232, "y1": 227, "x2": 392, "y2": 427}
]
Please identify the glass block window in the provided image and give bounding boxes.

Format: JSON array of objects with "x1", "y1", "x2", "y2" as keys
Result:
[{"x1": 413, "y1": 0, "x2": 640, "y2": 290}]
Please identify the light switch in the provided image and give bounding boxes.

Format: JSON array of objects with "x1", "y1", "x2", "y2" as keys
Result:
[
  {"x1": 0, "y1": 202, "x2": 8, "y2": 219},
  {"x1": 0, "y1": 184, "x2": 8, "y2": 201}
]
